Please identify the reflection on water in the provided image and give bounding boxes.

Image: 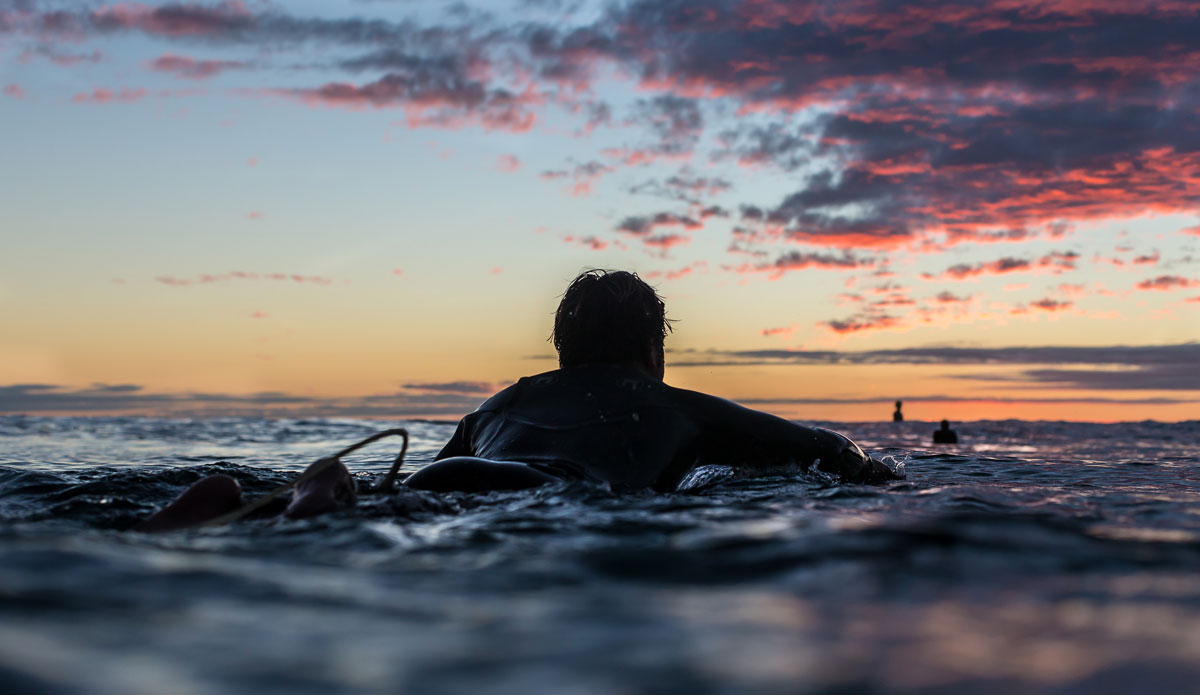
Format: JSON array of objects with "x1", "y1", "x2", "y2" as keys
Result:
[{"x1": 1, "y1": 416, "x2": 1198, "y2": 693}]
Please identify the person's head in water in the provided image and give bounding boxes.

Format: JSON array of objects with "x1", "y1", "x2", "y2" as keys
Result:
[
  {"x1": 940, "y1": 419, "x2": 951, "y2": 431},
  {"x1": 552, "y1": 269, "x2": 672, "y2": 379}
]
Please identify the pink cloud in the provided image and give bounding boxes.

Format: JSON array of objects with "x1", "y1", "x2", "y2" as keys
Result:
[
  {"x1": 392, "y1": 268, "x2": 405, "y2": 276},
  {"x1": 247, "y1": 157, "x2": 258, "y2": 167},
  {"x1": 245, "y1": 211, "x2": 263, "y2": 220},
  {"x1": 90, "y1": 2, "x2": 254, "y2": 38},
  {"x1": 644, "y1": 261, "x2": 708, "y2": 281},
  {"x1": 1029, "y1": 298, "x2": 1074, "y2": 312},
  {"x1": 730, "y1": 250, "x2": 875, "y2": 280},
  {"x1": 490, "y1": 267, "x2": 503, "y2": 275},
  {"x1": 563, "y1": 235, "x2": 608, "y2": 250},
  {"x1": 19, "y1": 46, "x2": 104, "y2": 67},
  {"x1": 822, "y1": 314, "x2": 903, "y2": 334},
  {"x1": 1182, "y1": 226, "x2": 1200, "y2": 237},
  {"x1": 924, "y1": 251, "x2": 1079, "y2": 280},
  {"x1": 3, "y1": 84, "x2": 23, "y2": 99},
  {"x1": 760, "y1": 325, "x2": 799, "y2": 337},
  {"x1": 1136, "y1": 275, "x2": 1200, "y2": 291},
  {"x1": 268, "y1": 76, "x2": 541, "y2": 134},
  {"x1": 643, "y1": 233, "x2": 690, "y2": 249},
  {"x1": 495, "y1": 153, "x2": 521, "y2": 172},
  {"x1": 148, "y1": 53, "x2": 247, "y2": 79},
  {"x1": 250, "y1": 311, "x2": 268, "y2": 319},
  {"x1": 156, "y1": 272, "x2": 334, "y2": 287},
  {"x1": 872, "y1": 293, "x2": 916, "y2": 308},
  {"x1": 72, "y1": 87, "x2": 149, "y2": 103},
  {"x1": 934, "y1": 291, "x2": 971, "y2": 303}
]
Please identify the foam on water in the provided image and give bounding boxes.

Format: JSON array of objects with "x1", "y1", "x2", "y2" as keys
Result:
[{"x1": 1, "y1": 416, "x2": 1198, "y2": 694}]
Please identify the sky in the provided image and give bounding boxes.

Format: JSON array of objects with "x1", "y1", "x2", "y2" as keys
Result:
[{"x1": 0, "y1": 0, "x2": 1197, "y2": 422}]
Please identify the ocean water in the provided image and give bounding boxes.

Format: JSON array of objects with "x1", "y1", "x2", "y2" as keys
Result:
[{"x1": 1, "y1": 415, "x2": 1198, "y2": 694}]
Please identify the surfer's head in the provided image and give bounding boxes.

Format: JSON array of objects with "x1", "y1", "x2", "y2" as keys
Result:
[{"x1": 553, "y1": 269, "x2": 672, "y2": 379}]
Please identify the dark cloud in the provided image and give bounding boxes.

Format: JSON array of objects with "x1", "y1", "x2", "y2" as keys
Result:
[
  {"x1": 960, "y1": 365, "x2": 1200, "y2": 391},
  {"x1": 19, "y1": 43, "x2": 103, "y2": 65},
  {"x1": 924, "y1": 251, "x2": 1080, "y2": 280},
  {"x1": 0, "y1": 383, "x2": 488, "y2": 417},
  {"x1": 631, "y1": 94, "x2": 703, "y2": 155},
  {"x1": 616, "y1": 212, "x2": 701, "y2": 236},
  {"x1": 736, "y1": 395, "x2": 1198, "y2": 406},
  {"x1": 583, "y1": 0, "x2": 1200, "y2": 250},
  {"x1": 401, "y1": 381, "x2": 497, "y2": 395},
  {"x1": 671, "y1": 343, "x2": 1199, "y2": 367},
  {"x1": 669, "y1": 343, "x2": 1200, "y2": 391},
  {"x1": 729, "y1": 249, "x2": 876, "y2": 277},
  {"x1": 1136, "y1": 275, "x2": 1200, "y2": 291},
  {"x1": 148, "y1": 53, "x2": 247, "y2": 79},
  {"x1": 10, "y1": 0, "x2": 1200, "y2": 260},
  {"x1": 629, "y1": 173, "x2": 732, "y2": 204}
]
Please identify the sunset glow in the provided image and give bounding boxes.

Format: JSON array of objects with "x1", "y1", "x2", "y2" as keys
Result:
[{"x1": 1, "y1": 0, "x2": 1197, "y2": 421}]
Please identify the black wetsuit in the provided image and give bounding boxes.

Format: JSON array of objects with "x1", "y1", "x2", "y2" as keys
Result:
[{"x1": 425, "y1": 365, "x2": 892, "y2": 492}]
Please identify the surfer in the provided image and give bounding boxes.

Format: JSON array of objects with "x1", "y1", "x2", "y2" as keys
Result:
[
  {"x1": 134, "y1": 269, "x2": 897, "y2": 531},
  {"x1": 933, "y1": 419, "x2": 959, "y2": 444},
  {"x1": 893, "y1": 400, "x2": 904, "y2": 422}
]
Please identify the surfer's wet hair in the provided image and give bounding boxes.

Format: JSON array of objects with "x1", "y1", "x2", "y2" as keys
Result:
[{"x1": 553, "y1": 269, "x2": 672, "y2": 370}]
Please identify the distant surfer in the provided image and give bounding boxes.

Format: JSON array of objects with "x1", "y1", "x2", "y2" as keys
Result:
[
  {"x1": 134, "y1": 269, "x2": 898, "y2": 532},
  {"x1": 933, "y1": 419, "x2": 958, "y2": 444},
  {"x1": 893, "y1": 401, "x2": 904, "y2": 422}
]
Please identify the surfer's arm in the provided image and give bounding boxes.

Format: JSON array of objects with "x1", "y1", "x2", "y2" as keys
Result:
[
  {"x1": 435, "y1": 418, "x2": 473, "y2": 460},
  {"x1": 673, "y1": 389, "x2": 894, "y2": 483}
]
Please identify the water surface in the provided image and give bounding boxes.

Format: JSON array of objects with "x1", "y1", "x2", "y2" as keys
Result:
[{"x1": 1, "y1": 416, "x2": 1198, "y2": 694}]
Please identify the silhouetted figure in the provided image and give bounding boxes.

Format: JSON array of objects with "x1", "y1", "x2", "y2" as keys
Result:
[
  {"x1": 135, "y1": 269, "x2": 900, "y2": 532},
  {"x1": 893, "y1": 400, "x2": 904, "y2": 422},
  {"x1": 933, "y1": 419, "x2": 958, "y2": 444}
]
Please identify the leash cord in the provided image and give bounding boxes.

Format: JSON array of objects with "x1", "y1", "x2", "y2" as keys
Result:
[{"x1": 197, "y1": 428, "x2": 409, "y2": 528}]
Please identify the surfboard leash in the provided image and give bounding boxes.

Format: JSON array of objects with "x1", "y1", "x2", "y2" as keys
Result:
[{"x1": 197, "y1": 428, "x2": 409, "y2": 528}]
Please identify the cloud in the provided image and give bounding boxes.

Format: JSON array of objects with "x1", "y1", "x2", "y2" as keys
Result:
[
  {"x1": 592, "y1": 1, "x2": 1200, "y2": 254},
  {"x1": 1028, "y1": 298, "x2": 1074, "y2": 312},
  {"x1": 562, "y1": 235, "x2": 608, "y2": 250},
  {"x1": 19, "y1": 44, "x2": 103, "y2": 66},
  {"x1": 630, "y1": 173, "x2": 732, "y2": 204},
  {"x1": 616, "y1": 212, "x2": 702, "y2": 236},
  {"x1": 0, "y1": 382, "x2": 488, "y2": 418},
  {"x1": 270, "y1": 73, "x2": 539, "y2": 133},
  {"x1": 760, "y1": 325, "x2": 798, "y2": 338},
  {"x1": 643, "y1": 233, "x2": 690, "y2": 249},
  {"x1": 823, "y1": 314, "x2": 903, "y2": 334},
  {"x1": 730, "y1": 250, "x2": 876, "y2": 278},
  {"x1": 495, "y1": 153, "x2": 521, "y2": 172},
  {"x1": 671, "y1": 343, "x2": 1199, "y2": 367},
  {"x1": 155, "y1": 272, "x2": 334, "y2": 286},
  {"x1": 148, "y1": 53, "x2": 247, "y2": 79},
  {"x1": 11, "y1": 0, "x2": 1200, "y2": 274},
  {"x1": 924, "y1": 251, "x2": 1079, "y2": 280},
  {"x1": 935, "y1": 291, "x2": 971, "y2": 304},
  {"x1": 644, "y1": 260, "x2": 707, "y2": 281},
  {"x1": 401, "y1": 381, "x2": 497, "y2": 395},
  {"x1": 3, "y1": 83, "x2": 23, "y2": 98},
  {"x1": 72, "y1": 87, "x2": 148, "y2": 103},
  {"x1": 89, "y1": 1, "x2": 255, "y2": 38},
  {"x1": 540, "y1": 160, "x2": 616, "y2": 196},
  {"x1": 1136, "y1": 275, "x2": 1200, "y2": 290}
]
